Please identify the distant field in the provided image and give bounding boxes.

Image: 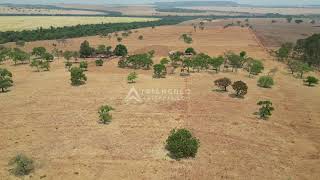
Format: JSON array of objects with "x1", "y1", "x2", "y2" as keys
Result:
[
  {"x1": 0, "y1": 6, "x2": 106, "y2": 15},
  {"x1": 0, "y1": 16, "x2": 159, "y2": 31}
]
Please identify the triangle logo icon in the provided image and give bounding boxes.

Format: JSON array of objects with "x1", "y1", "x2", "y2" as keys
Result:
[{"x1": 125, "y1": 86, "x2": 143, "y2": 103}]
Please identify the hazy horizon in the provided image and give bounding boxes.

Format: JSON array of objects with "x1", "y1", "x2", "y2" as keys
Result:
[{"x1": 1, "y1": 0, "x2": 320, "y2": 6}]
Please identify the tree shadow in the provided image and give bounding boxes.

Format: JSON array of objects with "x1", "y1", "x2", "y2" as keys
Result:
[
  {"x1": 212, "y1": 89, "x2": 228, "y2": 93},
  {"x1": 228, "y1": 93, "x2": 245, "y2": 99}
]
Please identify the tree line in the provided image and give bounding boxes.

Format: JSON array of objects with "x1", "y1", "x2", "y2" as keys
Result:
[{"x1": 0, "y1": 16, "x2": 195, "y2": 44}]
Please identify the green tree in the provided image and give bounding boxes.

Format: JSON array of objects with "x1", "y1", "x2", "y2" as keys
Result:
[
  {"x1": 296, "y1": 61, "x2": 313, "y2": 78},
  {"x1": 65, "y1": 61, "x2": 72, "y2": 70},
  {"x1": 98, "y1": 105, "x2": 114, "y2": 124},
  {"x1": 246, "y1": 59, "x2": 264, "y2": 77},
  {"x1": 10, "y1": 49, "x2": 30, "y2": 65},
  {"x1": 208, "y1": 56, "x2": 224, "y2": 72},
  {"x1": 63, "y1": 51, "x2": 73, "y2": 61},
  {"x1": 295, "y1": 19, "x2": 303, "y2": 24},
  {"x1": 79, "y1": 40, "x2": 94, "y2": 58},
  {"x1": 276, "y1": 43, "x2": 293, "y2": 62},
  {"x1": 286, "y1": 17, "x2": 293, "y2": 23},
  {"x1": 304, "y1": 76, "x2": 318, "y2": 86},
  {"x1": 8, "y1": 154, "x2": 34, "y2": 176},
  {"x1": 192, "y1": 53, "x2": 210, "y2": 72},
  {"x1": 70, "y1": 67, "x2": 87, "y2": 85},
  {"x1": 232, "y1": 81, "x2": 248, "y2": 97},
  {"x1": 127, "y1": 72, "x2": 138, "y2": 83},
  {"x1": 185, "y1": 47, "x2": 196, "y2": 55},
  {"x1": 95, "y1": 59, "x2": 104, "y2": 66},
  {"x1": 42, "y1": 52, "x2": 54, "y2": 62},
  {"x1": 0, "y1": 68, "x2": 13, "y2": 92},
  {"x1": 114, "y1": 44, "x2": 128, "y2": 57},
  {"x1": 79, "y1": 61, "x2": 88, "y2": 71},
  {"x1": 160, "y1": 58, "x2": 170, "y2": 65},
  {"x1": 180, "y1": 34, "x2": 193, "y2": 44},
  {"x1": 166, "y1": 129, "x2": 200, "y2": 159},
  {"x1": 32, "y1": 47, "x2": 46, "y2": 58},
  {"x1": 153, "y1": 64, "x2": 166, "y2": 78},
  {"x1": 257, "y1": 100, "x2": 275, "y2": 120},
  {"x1": 225, "y1": 52, "x2": 241, "y2": 72},
  {"x1": 214, "y1": 77, "x2": 232, "y2": 91},
  {"x1": 258, "y1": 76, "x2": 274, "y2": 88},
  {"x1": 294, "y1": 34, "x2": 320, "y2": 67}
]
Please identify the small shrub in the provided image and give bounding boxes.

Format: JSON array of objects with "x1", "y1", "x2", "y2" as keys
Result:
[
  {"x1": 258, "y1": 76, "x2": 274, "y2": 88},
  {"x1": 257, "y1": 100, "x2": 274, "y2": 120},
  {"x1": 79, "y1": 61, "x2": 88, "y2": 71},
  {"x1": 98, "y1": 105, "x2": 114, "y2": 124},
  {"x1": 165, "y1": 129, "x2": 200, "y2": 159},
  {"x1": 214, "y1": 77, "x2": 232, "y2": 91},
  {"x1": 8, "y1": 154, "x2": 34, "y2": 176},
  {"x1": 180, "y1": 34, "x2": 193, "y2": 44},
  {"x1": 232, "y1": 81, "x2": 248, "y2": 97},
  {"x1": 304, "y1": 76, "x2": 318, "y2": 86},
  {"x1": 138, "y1": 35, "x2": 143, "y2": 40},
  {"x1": 160, "y1": 58, "x2": 169, "y2": 65},
  {"x1": 127, "y1": 72, "x2": 137, "y2": 83},
  {"x1": 70, "y1": 67, "x2": 87, "y2": 86},
  {"x1": 95, "y1": 59, "x2": 104, "y2": 66},
  {"x1": 117, "y1": 37, "x2": 123, "y2": 42}
]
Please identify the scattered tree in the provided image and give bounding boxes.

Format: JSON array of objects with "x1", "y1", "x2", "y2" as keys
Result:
[
  {"x1": 286, "y1": 17, "x2": 293, "y2": 23},
  {"x1": 138, "y1": 35, "x2": 144, "y2": 40},
  {"x1": 304, "y1": 76, "x2": 318, "y2": 86},
  {"x1": 65, "y1": 61, "x2": 72, "y2": 70},
  {"x1": 232, "y1": 81, "x2": 248, "y2": 97},
  {"x1": 246, "y1": 59, "x2": 264, "y2": 77},
  {"x1": 295, "y1": 19, "x2": 303, "y2": 24},
  {"x1": 70, "y1": 67, "x2": 87, "y2": 85},
  {"x1": 160, "y1": 58, "x2": 170, "y2": 65},
  {"x1": 165, "y1": 129, "x2": 200, "y2": 160},
  {"x1": 79, "y1": 61, "x2": 88, "y2": 71},
  {"x1": 214, "y1": 77, "x2": 232, "y2": 91},
  {"x1": 208, "y1": 56, "x2": 224, "y2": 72},
  {"x1": 153, "y1": 64, "x2": 166, "y2": 78},
  {"x1": 258, "y1": 76, "x2": 274, "y2": 88},
  {"x1": 114, "y1": 44, "x2": 128, "y2": 57},
  {"x1": 79, "y1": 40, "x2": 94, "y2": 58},
  {"x1": 180, "y1": 34, "x2": 193, "y2": 44},
  {"x1": 127, "y1": 72, "x2": 137, "y2": 83},
  {"x1": 95, "y1": 59, "x2": 104, "y2": 66},
  {"x1": 0, "y1": 68, "x2": 13, "y2": 92},
  {"x1": 98, "y1": 105, "x2": 114, "y2": 124},
  {"x1": 257, "y1": 100, "x2": 275, "y2": 120},
  {"x1": 32, "y1": 47, "x2": 46, "y2": 58}
]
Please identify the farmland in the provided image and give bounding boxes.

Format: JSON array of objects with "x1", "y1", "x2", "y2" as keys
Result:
[
  {"x1": 0, "y1": 16, "x2": 159, "y2": 31},
  {"x1": 0, "y1": 20, "x2": 320, "y2": 179}
]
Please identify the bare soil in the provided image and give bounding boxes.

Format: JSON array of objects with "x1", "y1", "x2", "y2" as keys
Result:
[{"x1": 0, "y1": 23, "x2": 319, "y2": 180}]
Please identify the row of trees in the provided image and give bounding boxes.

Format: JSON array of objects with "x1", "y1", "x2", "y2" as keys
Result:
[{"x1": 0, "y1": 16, "x2": 195, "y2": 44}]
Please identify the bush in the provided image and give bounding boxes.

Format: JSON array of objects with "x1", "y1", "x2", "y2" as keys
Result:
[
  {"x1": 79, "y1": 40, "x2": 94, "y2": 58},
  {"x1": 257, "y1": 100, "x2": 274, "y2": 120},
  {"x1": 117, "y1": 37, "x2": 123, "y2": 42},
  {"x1": 98, "y1": 105, "x2": 114, "y2": 124},
  {"x1": 166, "y1": 129, "x2": 200, "y2": 159},
  {"x1": 304, "y1": 76, "x2": 318, "y2": 86},
  {"x1": 153, "y1": 64, "x2": 166, "y2": 78},
  {"x1": 180, "y1": 34, "x2": 193, "y2": 44},
  {"x1": 138, "y1": 35, "x2": 143, "y2": 40},
  {"x1": 8, "y1": 154, "x2": 34, "y2": 176},
  {"x1": 127, "y1": 72, "x2": 137, "y2": 83},
  {"x1": 95, "y1": 59, "x2": 104, "y2": 66},
  {"x1": 79, "y1": 61, "x2": 88, "y2": 71},
  {"x1": 30, "y1": 59, "x2": 50, "y2": 72},
  {"x1": 15, "y1": 40, "x2": 25, "y2": 47},
  {"x1": 232, "y1": 81, "x2": 248, "y2": 97},
  {"x1": 70, "y1": 67, "x2": 87, "y2": 85},
  {"x1": 258, "y1": 76, "x2": 274, "y2": 88},
  {"x1": 114, "y1": 44, "x2": 128, "y2": 57},
  {"x1": 0, "y1": 68, "x2": 13, "y2": 92},
  {"x1": 214, "y1": 77, "x2": 232, "y2": 91}
]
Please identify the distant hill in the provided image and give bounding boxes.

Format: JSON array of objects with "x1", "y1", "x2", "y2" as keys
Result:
[{"x1": 154, "y1": 1, "x2": 239, "y2": 8}]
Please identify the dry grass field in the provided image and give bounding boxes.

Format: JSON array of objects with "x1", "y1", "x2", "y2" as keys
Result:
[
  {"x1": 203, "y1": 18, "x2": 320, "y2": 48},
  {"x1": 182, "y1": 6, "x2": 320, "y2": 15},
  {"x1": 0, "y1": 6, "x2": 105, "y2": 15},
  {"x1": 0, "y1": 16, "x2": 159, "y2": 32},
  {"x1": 0, "y1": 22, "x2": 320, "y2": 179}
]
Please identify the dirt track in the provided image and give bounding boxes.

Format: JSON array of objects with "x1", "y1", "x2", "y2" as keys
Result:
[{"x1": 0, "y1": 23, "x2": 320, "y2": 179}]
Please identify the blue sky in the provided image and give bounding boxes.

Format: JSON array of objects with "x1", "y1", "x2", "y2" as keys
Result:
[{"x1": 2, "y1": 0, "x2": 320, "y2": 6}]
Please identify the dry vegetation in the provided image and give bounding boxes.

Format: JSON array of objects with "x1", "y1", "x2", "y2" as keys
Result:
[{"x1": 0, "y1": 21, "x2": 319, "y2": 179}]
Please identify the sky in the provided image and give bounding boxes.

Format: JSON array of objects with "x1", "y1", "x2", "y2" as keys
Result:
[{"x1": 1, "y1": 0, "x2": 320, "y2": 6}]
